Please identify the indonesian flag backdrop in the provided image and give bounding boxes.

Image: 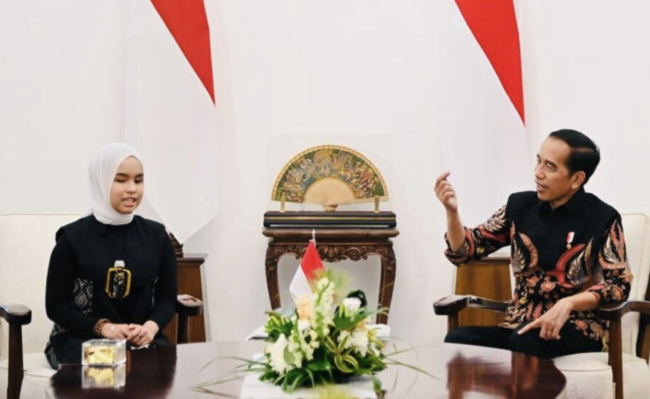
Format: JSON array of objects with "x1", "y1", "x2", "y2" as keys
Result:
[
  {"x1": 438, "y1": 0, "x2": 531, "y2": 225},
  {"x1": 125, "y1": 0, "x2": 219, "y2": 243}
]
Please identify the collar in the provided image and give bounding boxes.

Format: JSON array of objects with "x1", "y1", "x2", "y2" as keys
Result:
[
  {"x1": 540, "y1": 187, "x2": 587, "y2": 215},
  {"x1": 91, "y1": 214, "x2": 133, "y2": 236}
]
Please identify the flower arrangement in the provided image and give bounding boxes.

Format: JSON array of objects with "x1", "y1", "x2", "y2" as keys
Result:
[
  {"x1": 212, "y1": 270, "x2": 383, "y2": 393},
  {"x1": 254, "y1": 271, "x2": 387, "y2": 392},
  {"x1": 195, "y1": 268, "x2": 434, "y2": 397}
]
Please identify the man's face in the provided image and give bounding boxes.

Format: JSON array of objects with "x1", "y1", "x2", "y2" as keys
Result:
[{"x1": 535, "y1": 137, "x2": 583, "y2": 209}]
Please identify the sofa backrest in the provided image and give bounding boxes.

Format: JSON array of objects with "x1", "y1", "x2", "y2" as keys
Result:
[{"x1": 0, "y1": 214, "x2": 80, "y2": 359}]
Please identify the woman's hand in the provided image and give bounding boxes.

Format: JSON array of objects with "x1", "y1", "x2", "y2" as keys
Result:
[
  {"x1": 126, "y1": 321, "x2": 159, "y2": 347},
  {"x1": 101, "y1": 323, "x2": 132, "y2": 340}
]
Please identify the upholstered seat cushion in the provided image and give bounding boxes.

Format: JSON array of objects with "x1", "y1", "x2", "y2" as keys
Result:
[
  {"x1": 0, "y1": 353, "x2": 56, "y2": 399},
  {"x1": 554, "y1": 352, "x2": 650, "y2": 399}
]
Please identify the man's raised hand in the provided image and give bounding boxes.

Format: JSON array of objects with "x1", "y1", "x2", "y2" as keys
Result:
[{"x1": 435, "y1": 171, "x2": 458, "y2": 213}]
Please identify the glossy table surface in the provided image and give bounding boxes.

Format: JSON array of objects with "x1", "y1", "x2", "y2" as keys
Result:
[{"x1": 47, "y1": 341, "x2": 566, "y2": 399}]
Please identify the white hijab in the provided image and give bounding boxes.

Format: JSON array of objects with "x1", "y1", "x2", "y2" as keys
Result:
[{"x1": 88, "y1": 143, "x2": 143, "y2": 225}]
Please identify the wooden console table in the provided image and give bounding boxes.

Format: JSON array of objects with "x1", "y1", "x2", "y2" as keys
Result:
[{"x1": 263, "y1": 227, "x2": 398, "y2": 324}]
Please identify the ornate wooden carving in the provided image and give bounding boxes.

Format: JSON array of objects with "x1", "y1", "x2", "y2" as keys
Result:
[{"x1": 169, "y1": 233, "x2": 184, "y2": 258}]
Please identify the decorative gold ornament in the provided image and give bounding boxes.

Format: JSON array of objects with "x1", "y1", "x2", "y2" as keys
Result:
[{"x1": 105, "y1": 260, "x2": 131, "y2": 299}]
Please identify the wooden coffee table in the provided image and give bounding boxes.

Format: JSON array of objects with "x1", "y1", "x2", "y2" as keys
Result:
[{"x1": 47, "y1": 341, "x2": 566, "y2": 399}]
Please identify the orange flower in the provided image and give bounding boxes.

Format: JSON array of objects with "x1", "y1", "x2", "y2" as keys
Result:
[
  {"x1": 575, "y1": 320, "x2": 588, "y2": 330},
  {"x1": 295, "y1": 295, "x2": 314, "y2": 320}
]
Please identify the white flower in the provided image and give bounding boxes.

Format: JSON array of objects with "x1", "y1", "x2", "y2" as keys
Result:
[
  {"x1": 287, "y1": 339, "x2": 304, "y2": 368},
  {"x1": 266, "y1": 334, "x2": 290, "y2": 375},
  {"x1": 298, "y1": 319, "x2": 311, "y2": 332},
  {"x1": 342, "y1": 297, "x2": 362, "y2": 312},
  {"x1": 350, "y1": 330, "x2": 369, "y2": 357},
  {"x1": 317, "y1": 277, "x2": 331, "y2": 290},
  {"x1": 337, "y1": 330, "x2": 352, "y2": 349}
]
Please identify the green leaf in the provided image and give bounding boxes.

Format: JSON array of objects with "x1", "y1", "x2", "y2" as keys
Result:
[
  {"x1": 289, "y1": 373, "x2": 307, "y2": 392},
  {"x1": 342, "y1": 354, "x2": 359, "y2": 372},
  {"x1": 304, "y1": 368, "x2": 316, "y2": 387},
  {"x1": 307, "y1": 357, "x2": 331, "y2": 371},
  {"x1": 371, "y1": 375, "x2": 382, "y2": 393},
  {"x1": 337, "y1": 334, "x2": 350, "y2": 351}
]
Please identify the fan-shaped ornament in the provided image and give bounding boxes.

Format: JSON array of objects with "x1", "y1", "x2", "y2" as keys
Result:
[{"x1": 271, "y1": 145, "x2": 389, "y2": 212}]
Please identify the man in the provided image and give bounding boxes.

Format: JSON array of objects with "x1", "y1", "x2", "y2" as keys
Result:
[{"x1": 435, "y1": 129, "x2": 632, "y2": 359}]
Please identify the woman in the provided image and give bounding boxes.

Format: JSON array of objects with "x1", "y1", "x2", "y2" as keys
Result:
[{"x1": 44, "y1": 143, "x2": 177, "y2": 368}]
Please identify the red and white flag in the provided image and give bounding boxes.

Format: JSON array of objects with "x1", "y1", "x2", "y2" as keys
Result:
[
  {"x1": 290, "y1": 240, "x2": 325, "y2": 298},
  {"x1": 438, "y1": 0, "x2": 530, "y2": 224},
  {"x1": 124, "y1": 0, "x2": 219, "y2": 243}
]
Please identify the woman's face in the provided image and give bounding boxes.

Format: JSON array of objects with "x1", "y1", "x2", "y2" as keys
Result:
[{"x1": 110, "y1": 156, "x2": 144, "y2": 214}]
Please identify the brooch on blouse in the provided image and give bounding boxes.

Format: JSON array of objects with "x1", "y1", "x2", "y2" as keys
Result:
[
  {"x1": 105, "y1": 260, "x2": 131, "y2": 299},
  {"x1": 566, "y1": 231, "x2": 575, "y2": 250}
]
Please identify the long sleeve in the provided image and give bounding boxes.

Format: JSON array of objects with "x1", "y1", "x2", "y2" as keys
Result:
[
  {"x1": 587, "y1": 215, "x2": 633, "y2": 304},
  {"x1": 45, "y1": 233, "x2": 99, "y2": 335},
  {"x1": 147, "y1": 231, "x2": 177, "y2": 331},
  {"x1": 444, "y1": 205, "x2": 510, "y2": 265}
]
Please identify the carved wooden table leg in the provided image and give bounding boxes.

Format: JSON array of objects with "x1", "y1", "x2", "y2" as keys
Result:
[
  {"x1": 265, "y1": 246, "x2": 282, "y2": 310},
  {"x1": 377, "y1": 245, "x2": 396, "y2": 325},
  {"x1": 266, "y1": 245, "x2": 305, "y2": 310}
]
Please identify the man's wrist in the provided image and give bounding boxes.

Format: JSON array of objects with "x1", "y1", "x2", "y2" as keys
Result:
[
  {"x1": 561, "y1": 297, "x2": 576, "y2": 311},
  {"x1": 446, "y1": 209, "x2": 460, "y2": 219}
]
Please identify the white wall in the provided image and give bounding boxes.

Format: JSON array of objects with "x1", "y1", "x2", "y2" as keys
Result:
[{"x1": 2, "y1": 0, "x2": 650, "y2": 346}]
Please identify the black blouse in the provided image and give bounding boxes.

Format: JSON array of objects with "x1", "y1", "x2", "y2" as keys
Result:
[
  {"x1": 45, "y1": 215, "x2": 177, "y2": 337},
  {"x1": 445, "y1": 188, "x2": 633, "y2": 343}
]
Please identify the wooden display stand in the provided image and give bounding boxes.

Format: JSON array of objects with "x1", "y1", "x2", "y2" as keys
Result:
[{"x1": 263, "y1": 211, "x2": 398, "y2": 324}]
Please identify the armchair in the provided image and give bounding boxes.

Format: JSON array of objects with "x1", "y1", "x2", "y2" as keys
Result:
[
  {"x1": 0, "y1": 214, "x2": 204, "y2": 399},
  {"x1": 434, "y1": 213, "x2": 650, "y2": 399}
]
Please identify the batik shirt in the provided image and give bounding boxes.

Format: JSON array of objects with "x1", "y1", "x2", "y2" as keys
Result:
[{"x1": 445, "y1": 188, "x2": 633, "y2": 344}]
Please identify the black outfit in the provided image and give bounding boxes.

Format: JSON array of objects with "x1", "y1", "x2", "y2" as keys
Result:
[
  {"x1": 44, "y1": 215, "x2": 177, "y2": 368},
  {"x1": 444, "y1": 189, "x2": 633, "y2": 358}
]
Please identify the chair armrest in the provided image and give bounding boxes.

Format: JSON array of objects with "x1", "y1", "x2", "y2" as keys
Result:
[
  {"x1": 433, "y1": 295, "x2": 471, "y2": 315},
  {"x1": 434, "y1": 295, "x2": 509, "y2": 316},
  {"x1": 176, "y1": 294, "x2": 203, "y2": 317},
  {"x1": 598, "y1": 300, "x2": 650, "y2": 321},
  {"x1": 0, "y1": 303, "x2": 32, "y2": 325}
]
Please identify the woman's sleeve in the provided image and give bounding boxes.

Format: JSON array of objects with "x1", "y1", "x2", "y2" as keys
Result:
[
  {"x1": 147, "y1": 229, "x2": 178, "y2": 331},
  {"x1": 45, "y1": 233, "x2": 100, "y2": 335}
]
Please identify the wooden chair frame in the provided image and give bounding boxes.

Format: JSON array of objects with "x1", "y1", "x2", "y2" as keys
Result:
[
  {"x1": 434, "y1": 293, "x2": 650, "y2": 399},
  {"x1": 1, "y1": 296, "x2": 202, "y2": 399}
]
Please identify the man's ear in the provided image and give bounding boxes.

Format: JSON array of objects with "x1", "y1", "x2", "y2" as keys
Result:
[{"x1": 571, "y1": 171, "x2": 586, "y2": 189}]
